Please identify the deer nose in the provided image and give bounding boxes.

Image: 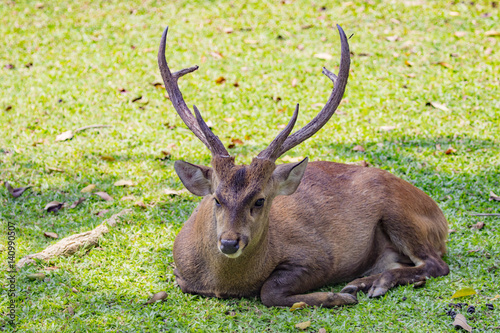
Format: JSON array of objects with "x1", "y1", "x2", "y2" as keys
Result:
[{"x1": 220, "y1": 239, "x2": 239, "y2": 254}]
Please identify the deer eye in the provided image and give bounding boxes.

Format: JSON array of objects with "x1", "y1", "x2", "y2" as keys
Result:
[
  {"x1": 214, "y1": 198, "x2": 221, "y2": 206},
  {"x1": 254, "y1": 198, "x2": 265, "y2": 207}
]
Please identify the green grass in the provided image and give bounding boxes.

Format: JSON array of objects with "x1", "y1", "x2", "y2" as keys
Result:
[{"x1": 1, "y1": 0, "x2": 499, "y2": 331}]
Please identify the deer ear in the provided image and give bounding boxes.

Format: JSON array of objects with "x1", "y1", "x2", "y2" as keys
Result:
[
  {"x1": 174, "y1": 160, "x2": 213, "y2": 196},
  {"x1": 273, "y1": 157, "x2": 309, "y2": 196}
]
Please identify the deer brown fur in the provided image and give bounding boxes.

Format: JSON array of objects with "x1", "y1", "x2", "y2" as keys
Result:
[{"x1": 159, "y1": 25, "x2": 449, "y2": 307}]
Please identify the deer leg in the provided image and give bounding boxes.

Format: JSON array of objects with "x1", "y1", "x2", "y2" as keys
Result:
[
  {"x1": 340, "y1": 274, "x2": 382, "y2": 295},
  {"x1": 366, "y1": 253, "x2": 448, "y2": 298},
  {"x1": 260, "y1": 265, "x2": 358, "y2": 307}
]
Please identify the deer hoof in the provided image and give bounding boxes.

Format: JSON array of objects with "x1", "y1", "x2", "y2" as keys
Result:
[
  {"x1": 340, "y1": 285, "x2": 358, "y2": 295},
  {"x1": 368, "y1": 286, "x2": 388, "y2": 298}
]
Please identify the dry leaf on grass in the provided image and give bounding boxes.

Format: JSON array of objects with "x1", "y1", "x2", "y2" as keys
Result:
[
  {"x1": 69, "y1": 197, "x2": 86, "y2": 208},
  {"x1": 121, "y1": 195, "x2": 136, "y2": 201},
  {"x1": 164, "y1": 189, "x2": 189, "y2": 196},
  {"x1": 405, "y1": 60, "x2": 414, "y2": 67},
  {"x1": 313, "y1": 53, "x2": 333, "y2": 60},
  {"x1": 290, "y1": 302, "x2": 308, "y2": 311},
  {"x1": 295, "y1": 321, "x2": 311, "y2": 330},
  {"x1": 66, "y1": 306, "x2": 75, "y2": 315},
  {"x1": 209, "y1": 51, "x2": 223, "y2": 59},
  {"x1": 100, "y1": 155, "x2": 116, "y2": 162},
  {"x1": 144, "y1": 291, "x2": 168, "y2": 305},
  {"x1": 223, "y1": 27, "x2": 233, "y2": 34},
  {"x1": 445, "y1": 147, "x2": 457, "y2": 155},
  {"x1": 134, "y1": 201, "x2": 148, "y2": 208},
  {"x1": 454, "y1": 31, "x2": 467, "y2": 37},
  {"x1": 318, "y1": 329, "x2": 327, "y2": 333},
  {"x1": 27, "y1": 273, "x2": 46, "y2": 280},
  {"x1": 5, "y1": 182, "x2": 31, "y2": 198},
  {"x1": 215, "y1": 76, "x2": 226, "y2": 84},
  {"x1": 44, "y1": 201, "x2": 64, "y2": 213},
  {"x1": 94, "y1": 192, "x2": 113, "y2": 201},
  {"x1": 451, "y1": 287, "x2": 476, "y2": 298},
  {"x1": 490, "y1": 191, "x2": 500, "y2": 201},
  {"x1": 244, "y1": 39, "x2": 258, "y2": 44},
  {"x1": 223, "y1": 117, "x2": 235, "y2": 123},
  {"x1": 472, "y1": 221, "x2": 485, "y2": 230},
  {"x1": 81, "y1": 184, "x2": 96, "y2": 193},
  {"x1": 386, "y1": 35, "x2": 400, "y2": 42},
  {"x1": 291, "y1": 78, "x2": 298, "y2": 87},
  {"x1": 47, "y1": 167, "x2": 65, "y2": 173},
  {"x1": 114, "y1": 180, "x2": 135, "y2": 187},
  {"x1": 353, "y1": 145, "x2": 365, "y2": 152},
  {"x1": 96, "y1": 209, "x2": 109, "y2": 217},
  {"x1": 44, "y1": 232, "x2": 58, "y2": 239},
  {"x1": 453, "y1": 314, "x2": 472, "y2": 332},
  {"x1": 437, "y1": 61, "x2": 453, "y2": 69},
  {"x1": 55, "y1": 130, "x2": 74, "y2": 142},
  {"x1": 485, "y1": 30, "x2": 500, "y2": 37},
  {"x1": 428, "y1": 102, "x2": 450, "y2": 111}
]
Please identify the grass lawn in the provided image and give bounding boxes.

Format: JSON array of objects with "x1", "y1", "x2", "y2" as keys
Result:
[{"x1": 1, "y1": 0, "x2": 499, "y2": 331}]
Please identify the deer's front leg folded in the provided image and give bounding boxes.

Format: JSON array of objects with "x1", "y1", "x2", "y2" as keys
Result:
[{"x1": 260, "y1": 265, "x2": 358, "y2": 308}]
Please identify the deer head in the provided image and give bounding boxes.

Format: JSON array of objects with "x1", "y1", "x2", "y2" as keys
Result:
[{"x1": 158, "y1": 25, "x2": 350, "y2": 258}]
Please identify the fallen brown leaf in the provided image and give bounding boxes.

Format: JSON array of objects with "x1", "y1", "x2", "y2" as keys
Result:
[
  {"x1": 120, "y1": 195, "x2": 136, "y2": 201},
  {"x1": 27, "y1": 273, "x2": 46, "y2": 280},
  {"x1": 437, "y1": 61, "x2": 453, "y2": 69},
  {"x1": 164, "y1": 188, "x2": 189, "y2": 196},
  {"x1": 66, "y1": 306, "x2": 75, "y2": 315},
  {"x1": 44, "y1": 201, "x2": 64, "y2": 213},
  {"x1": 69, "y1": 197, "x2": 85, "y2": 208},
  {"x1": 100, "y1": 155, "x2": 116, "y2": 162},
  {"x1": 215, "y1": 76, "x2": 226, "y2": 84},
  {"x1": 5, "y1": 182, "x2": 31, "y2": 198},
  {"x1": 313, "y1": 53, "x2": 333, "y2": 60},
  {"x1": 134, "y1": 201, "x2": 148, "y2": 208},
  {"x1": 429, "y1": 102, "x2": 450, "y2": 111},
  {"x1": 449, "y1": 11, "x2": 460, "y2": 16},
  {"x1": 72, "y1": 287, "x2": 79, "y2": 293},
  {"x1": 47, "y1": 167, "x2": 65, "y2": 173},
  {"x1": 295, "y1": 321, "x2": 311, "y2": 330},
  {"x1": 55, "y1": 130, "x2": 74, "y2": 142},
  {"x1": 386, "y1": 35, "x2": 400, "y2": 42},
  {"x1": 451, "y1": 287, "x2": 476, "y2": 298},
  {"x1": 405, "y1": 60, "x2": 414, "y2": 67},
  {"x1": 152, "y1": 82, "x2": 165, "y2": 89},
  {"x1": 290, "y1": 301, "x2": 308, "y2": 311},
  {"x1": 114, "y1": 180, "x2": 135, "y2": 187},
  {"x1": 44, "y1": 232, "x2": 58, "y2": 239},
  {"x1": 353, "y1": 145, "x2": 365, "y2": 152},
  {"x1": 144, "y1": 291, "x2": 168, "y2": 305},
  {"x1": 44, "y1": 266, "x2": 59, "y2": 271},
  {"x1": 223, "y1": 117, "x2": 235, "y2": 123},
  {"x1": 223, "y1": 27, "x2": 233, "y2": 34},
  {"x1": 485, "y1": 30, "x2": 500, "y2": 37},
  {"x1": 209, "y1": 51, "x2": 224, "y2": 59},
  {"x1": 454, "y1": 31, "x2": 467, "y2": 37},
  {"x1": 490, "y1": 191, "x2": 500, "y2": 201},
  {"x1": 244, "y1": 39, "x2": 258, "y2": 44},
  {"x1": 472, "y1": 221, "x2": 485, "y2": 230},
  {"x1": 291, "y1": 78, "x2": 298, "y2": 87},
  {"x1": 94, "y1": 192, "x2": 113, "y2": 201},
  {"x1": 453, "y1": 314, "x2": 472, "y2": 332},
  {"x1": 81, "y1": 184, "x2": 96, "y2": 193},
  {"x1": 445, "y1": 147, "x2": 457, "y2": 155},
  {"x1": 96, "y1": 209, "x2": 109, "y2": 217}
]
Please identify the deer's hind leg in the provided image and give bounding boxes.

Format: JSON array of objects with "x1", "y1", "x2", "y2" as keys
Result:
[{"x1": 342, "y1": 210, "x2": 450, "y2": 298}]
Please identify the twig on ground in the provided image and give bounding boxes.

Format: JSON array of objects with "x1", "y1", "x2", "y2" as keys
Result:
[
  {"x1": 75, "y1": 124, "x2": 113, "y2": 133},
  {"x1": 16, "y1": 209, "x2": 132, "y2": 269}
]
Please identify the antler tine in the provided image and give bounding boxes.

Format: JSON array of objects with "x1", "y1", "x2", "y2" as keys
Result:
[
  {"x1": 276, "y1": 24, "x2": 351, "y2": 157},
  {"x1": 158, "y1": 27, "x2": 229, "y2": 155},
  {"x1": 256, "y1": 104, "x2": 299, "y2": 161},
  {"x1": 193, "y1": 105, "x2": 230, "y2": 157}
]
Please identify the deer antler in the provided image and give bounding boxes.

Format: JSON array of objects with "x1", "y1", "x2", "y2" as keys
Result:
[
  {"x1": 257, "y1": 24, "x2": 351, "y2": 161},
  {"x1": 158, "y1": 27, "x2": 230, "y2": 157}
]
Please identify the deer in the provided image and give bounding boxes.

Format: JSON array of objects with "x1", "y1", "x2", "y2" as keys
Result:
[{"x1": 158, "y1": 25, "x2": 450, "y2": 308}]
